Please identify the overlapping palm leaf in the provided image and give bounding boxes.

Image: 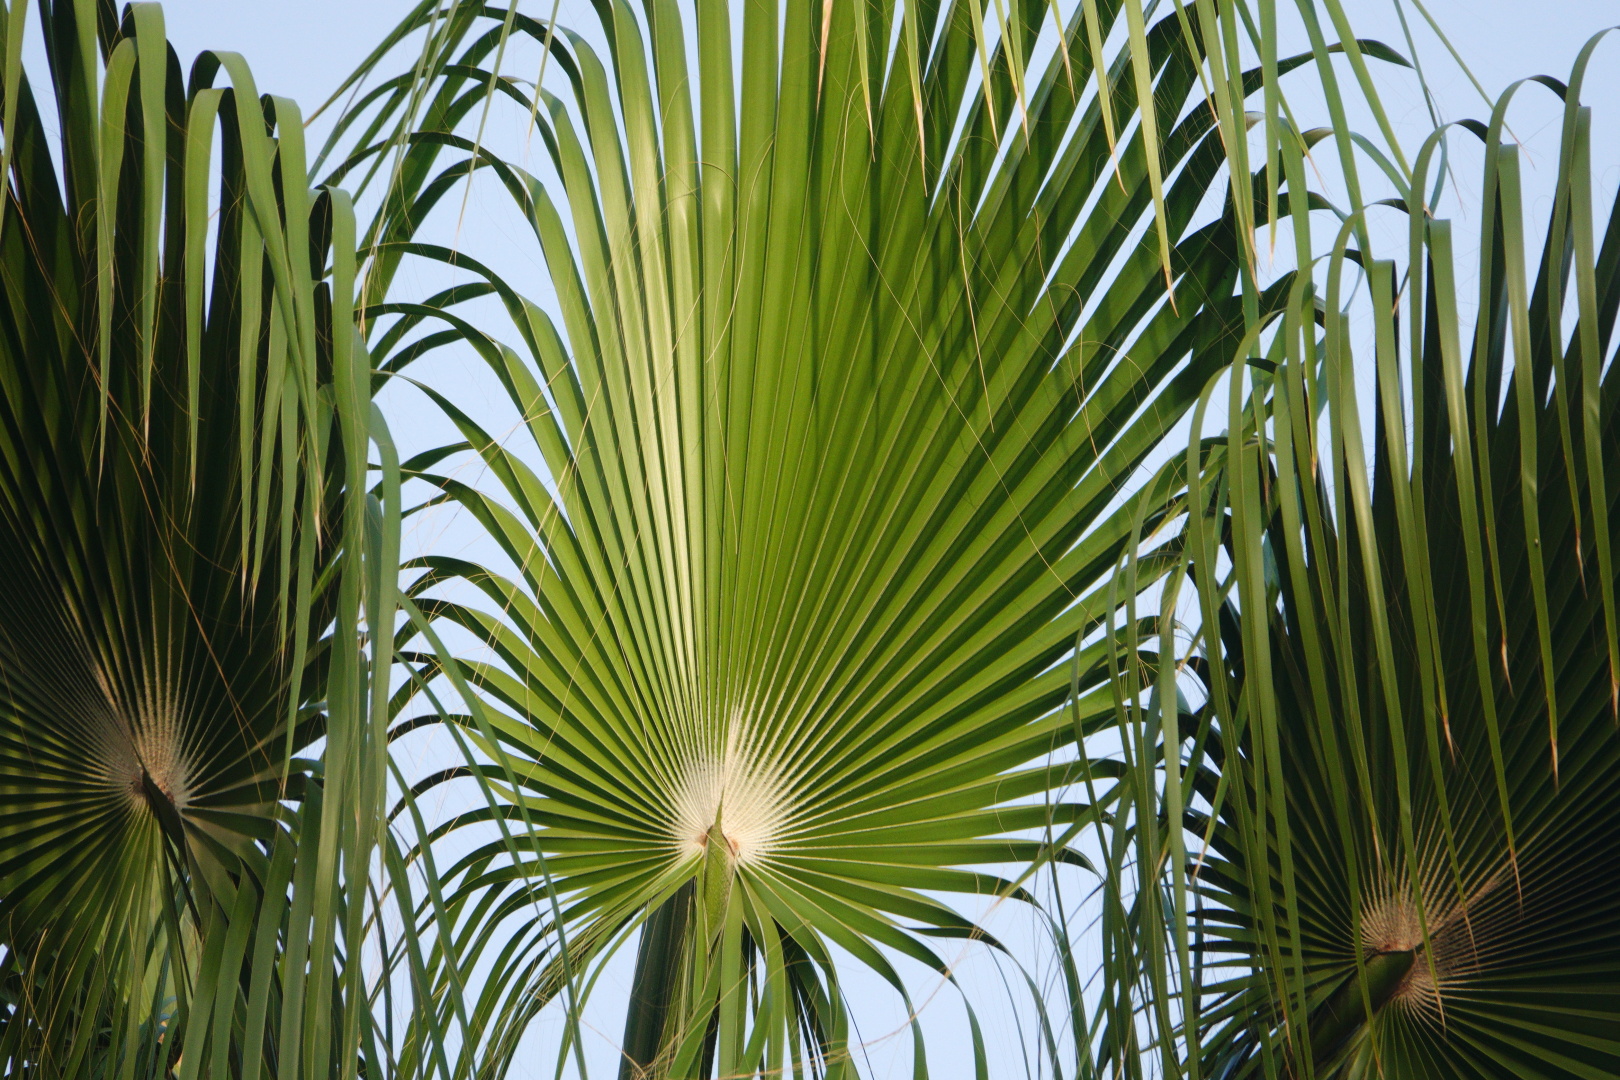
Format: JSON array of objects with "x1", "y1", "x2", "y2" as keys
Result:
[
  {"x1": 307, "y1": 0, "x2": 1364, "y2": 1075},
  {"x1": 0, "y1": 2, "x2": 397, "y2": 1076},
  {"x1": 1121, "y1": 37, "x2": 1620, "y2": 1080}
]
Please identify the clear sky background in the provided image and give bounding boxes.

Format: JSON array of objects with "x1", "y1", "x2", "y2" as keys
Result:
[
  {"x1": 147, "y1": 1, "x2": 1620, "y2": 139},
  {"x1": 112, "y1": 1, "x2": 1620, "y2": 1076},
  {"x1": 147, "y1": 1, "x2": 1617, "y2": 96}
]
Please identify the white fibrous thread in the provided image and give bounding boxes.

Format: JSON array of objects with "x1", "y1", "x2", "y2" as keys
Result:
[
  {"x1": 91, "y1": 664, "x2": 192, "y2": 814},
  {"x1": 668, "y1": 726, "x2": 790, "y2": 866}
]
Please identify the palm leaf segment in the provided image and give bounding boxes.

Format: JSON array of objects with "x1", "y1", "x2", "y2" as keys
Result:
[
  {"x1": 322, "y1": 0, "x2": 1321, "y2": 1074},
  {"x1": 1166, "y1": 39, "x2": 1620, "y2": 1080},
  {"x1": 0, "y1": 2, "x2": 395, "y2": 1076}
]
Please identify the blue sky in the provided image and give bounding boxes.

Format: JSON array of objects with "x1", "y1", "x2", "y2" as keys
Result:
[{"x1": 152, "y1": 1, "x2": 1618, "y2": 126}]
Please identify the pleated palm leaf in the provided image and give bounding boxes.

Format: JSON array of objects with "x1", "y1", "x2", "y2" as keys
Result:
[
  {"x1": 1126, "y1": 39, "x2": 1620, "y2": 1079},
  {"x1": 0, "y1": 2, "x2": 396, "y2": 1076},
  {"x1": 303, "y1": 0, "x2": 1393, "y2": 1075}
]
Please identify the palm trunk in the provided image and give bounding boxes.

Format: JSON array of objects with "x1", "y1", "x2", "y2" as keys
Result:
[{"x1": 619, "y1": 882, "x2": 695, "y2": 1079}]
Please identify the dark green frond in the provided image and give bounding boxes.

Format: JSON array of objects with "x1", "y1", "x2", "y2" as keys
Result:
[
  {"x1": 0, "y1": 3, "x2": 397, "y2": 1077},
  {"x1": 1144, "y1": 42, "x2": 1620, "y2": 1080}
]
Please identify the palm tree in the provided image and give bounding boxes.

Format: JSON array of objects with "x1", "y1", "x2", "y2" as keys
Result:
[
  {"x1": 1108, "y1": 35, "x2": 1620, "y2": 1080},
  {"x1": 310, "y1": 1, "x2": 1418, "y2": 1076},
  {"x1": 0, "y1": 3, "x2": 397, "y2": 1077},
  {"x1": 6, "y1": 1, "x2": 1606, "y2": 1078}
]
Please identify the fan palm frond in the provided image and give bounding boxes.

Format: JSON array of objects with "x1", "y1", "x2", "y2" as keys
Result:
[
  {"x1": 301, "y1": 0, "x2": 1419, "y2": 1075},
  {"x1": 1126, "y1": 37, "x2": 1620, "y2": 1080},
  {"x1": 0, "y1": 2, "x2": 397, "y2": 1076}
]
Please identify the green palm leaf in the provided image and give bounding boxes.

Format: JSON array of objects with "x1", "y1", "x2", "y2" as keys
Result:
[
  {"x1": 313, "y1": 0, "x2": 1364, "y2": 1075},
  {"x1": 1133, "y1": 39, "x2": 1620, "y2": 1080},
  {"x1": 0, "y1": 2, "x2": 397, "y2": 1076}
]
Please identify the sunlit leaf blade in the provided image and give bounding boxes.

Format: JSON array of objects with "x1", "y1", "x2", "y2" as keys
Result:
[{"x1": 331, "y1": 0, "x2": 1291, "y2": 1074}]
